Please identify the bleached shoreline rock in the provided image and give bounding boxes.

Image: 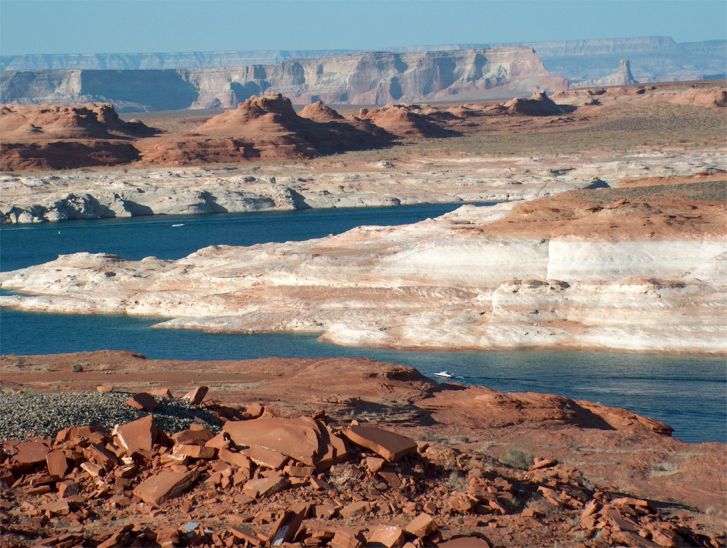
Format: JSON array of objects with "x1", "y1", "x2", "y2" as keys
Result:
[
  {"x1": 2, "y1": 184, "x2": 725, "y2": 354},
  {"x1": 2, "y1": 149, "x2": 724, "y2": 224}
]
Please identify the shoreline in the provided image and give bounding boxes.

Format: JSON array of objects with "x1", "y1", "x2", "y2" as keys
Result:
[
  {"x1": 3, "y1": 300, "x2": 727, "y2": 357},
  {"x1": 3, "y1": 352, "x2": 725, "y2": 544},
  {"x1": 3, "y1": 146, "x2": 724, "y2": 224},
  {"x1": 0, "y1": 198, "x2": 498, "y2": 227}
]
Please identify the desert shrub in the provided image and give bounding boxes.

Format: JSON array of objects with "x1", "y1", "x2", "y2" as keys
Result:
[{"x1": 500, "y1": 446, "x2": 533, "y2": 470}]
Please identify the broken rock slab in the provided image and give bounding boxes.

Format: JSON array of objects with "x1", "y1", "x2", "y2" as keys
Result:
[
  {"x1": 405, "y1": 513, "x2": 438, "y2": 538},
  {"x1": 132, "y1": 470, "x2": 196, "y2": 506},
  {"x1": 342, "y1": 425, "x2": 417, "y2": 462},
  {"x1": 367, "y1": 525, "x2": 405, "y2": 548},
  {"x1": 331, "y1": 528, "x2": 363, "y2": 548},
  {"x1": 242, "y1": 472, "x2": 288, "y2": 499},
  {"x1": 182, "y1": 386, "x2": 208, "y2": 405},
  {"x1": 171, "y1": 426, "x2": 214, "y2": 446},
  {"x1": 13, "y1": 441, "x2": 49, "y2": 466},
  {"x1": 115, "y1": 415, "x2": 155, "y2": 454},
  {"x1": 268, "y1": 503, "x2": 310, "y2": 544},
  {"x1": 148, "y1": 387, "x2": 173, "y2": 398},
  {"x1": 126, "y1": 392, "x2": 158, "y2": 411},
  {"x1": 45, "y1": 450, "x2": 68, "y2": 478},
  {"x1": 223, "y1": 417, "x2": 322, "y2": 465}
]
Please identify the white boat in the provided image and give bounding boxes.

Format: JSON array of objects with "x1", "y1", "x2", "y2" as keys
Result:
[
  {"x1": 171, "y1": 223, "x2": 185, "y2": 227},
  {"x1": 434, "y1": 370, "x2": 455, "y2": 379}
]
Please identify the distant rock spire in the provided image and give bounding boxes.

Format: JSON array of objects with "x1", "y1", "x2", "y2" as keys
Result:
[
  {"x1": 616, "y1": 59, "x2": 638, "y2": 85},
  {"x1": 581, "y1": 59, "x2": 639, "y2": 87}
]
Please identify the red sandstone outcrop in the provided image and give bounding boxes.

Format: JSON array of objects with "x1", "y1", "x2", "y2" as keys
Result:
[
  {"x1": 138, "y1": 94, "x2": 392, "y2": 164},
  {"x1": 298, "y1": 100, "x2": 345, "y2": 122},
  {"x1": 0, "y1": 104, "x2": 155, "y2": 140},
  {"x1": 503, "y1": 91, "x2": 564, "y2": 116},
  {"x1": 355, "y1": 104, "x2": 456, "y2": 138},
  {"x1": 0, "y1": 352, "x2": 724, "y2": 545},
  {"x1": 0, "y1": 104, "x2": 156, "y2": 170},
  {"x1": 1, "y1": 81, "x2": 723, "y2": 171}
]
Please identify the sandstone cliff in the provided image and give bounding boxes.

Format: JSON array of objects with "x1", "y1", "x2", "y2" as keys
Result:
[
  {"x1": 3, "y1": 36, "x2": 725, "y2": 84},
  {"x1": 0, "y1": 48, "x2": 567, "y2": 111},
  {"x1": 2, "y1": 181, "x2": 725, "y2": 354}
]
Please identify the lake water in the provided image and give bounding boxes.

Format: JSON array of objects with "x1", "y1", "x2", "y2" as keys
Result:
[{"x1": 1, "y1": 205, "x2": 725, "y2": 443}]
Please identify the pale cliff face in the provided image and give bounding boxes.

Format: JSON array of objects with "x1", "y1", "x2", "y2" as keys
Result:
[
  {"x1": 0, "y1": 48, "x2": 567, "y2": 111},
  {"x1": 2, "y1": 179, "x2": 725, "y2": 355}
]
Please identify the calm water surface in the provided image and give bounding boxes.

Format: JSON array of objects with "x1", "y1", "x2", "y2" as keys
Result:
[{"x1": 1, "y1": 205, "x2": 725, "y2": 443}]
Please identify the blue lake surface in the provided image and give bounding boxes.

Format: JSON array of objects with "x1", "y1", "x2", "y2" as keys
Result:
[{"x1": 1, "y1": 205, "x2": 725, "y2": 443}]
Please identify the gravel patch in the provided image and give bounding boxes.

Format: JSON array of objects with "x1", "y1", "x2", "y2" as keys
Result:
[{"x1": 0, "y1": 391, "x2": 220, "y2": 440}]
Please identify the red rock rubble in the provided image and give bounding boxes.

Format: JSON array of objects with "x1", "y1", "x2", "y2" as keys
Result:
[{"x1": 1, "y1": 387, "x2": 721, "y2": 547}]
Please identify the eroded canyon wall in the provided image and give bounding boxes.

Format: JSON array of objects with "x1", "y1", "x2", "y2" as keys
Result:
[{"x1": 0, "y1": 48, "x2": 566, "y2": 111}]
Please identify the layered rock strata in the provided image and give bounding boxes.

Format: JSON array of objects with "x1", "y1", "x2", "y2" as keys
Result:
[
  {"x1": 0, "y1": 48, "x2": 567, "y2": 111},
  {"x1": 1, "y1": 149, "x2": 722, "y2": 224},
  {"x1": 0, "y1": 103, "x2": 157, "y2": 170},
  {"x1": 2, "y1": 181, "x2": 725, "y2": 354}
]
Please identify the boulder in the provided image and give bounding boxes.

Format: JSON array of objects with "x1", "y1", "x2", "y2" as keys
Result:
[
  {"x1": 126, "y1": 392, "x2": 158, "y2": 411},
  {"x1": 342, "y1": 425, "x2": 416, "y2": 461},
  {"x1": 223, "y1": 417, "x2": 322, "y2": 465},
  {"x1": 132, "y1": 470, "x2": 196, "y2": 506},
  {"x1": 115, "y1": 415, "x2": 155, "y2": 454}
]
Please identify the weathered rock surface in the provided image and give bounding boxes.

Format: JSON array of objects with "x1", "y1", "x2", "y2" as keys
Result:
[
  {"x1": 0, "y1": 355, "x2": 724, "y2": 545},
  {"x1": 2, "y1": 147, "x2": 721, "y2": 224},
  {"x1": 0, "y1": 48, "x2": 567, "y2": 111},
  {"x1": 0, "y1": 104, "x2": 157, "y2": 171},
  {"x1": 2, "y1": 180, "x2": 725, "y2": 354}
]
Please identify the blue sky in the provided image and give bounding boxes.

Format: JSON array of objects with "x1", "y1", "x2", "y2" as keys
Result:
[{"x1": 1, "y1": 0, "x2": 726, "y2": 55}]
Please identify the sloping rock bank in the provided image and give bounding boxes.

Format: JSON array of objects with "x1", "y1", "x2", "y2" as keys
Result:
[
  {"x1": 0, "y1": 352, "x2": 724, "y2": 545},
  {"x1": 2, "y1": 148, "x2": 723, "y2": 224},
  {"x1": 1, "y1": 182, "x2": 725, "y2": 354}
]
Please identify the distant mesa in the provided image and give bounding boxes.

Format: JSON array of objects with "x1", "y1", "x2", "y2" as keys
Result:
[{"x1": 0, "y1": 48, "x2": 568, "y2": 112}]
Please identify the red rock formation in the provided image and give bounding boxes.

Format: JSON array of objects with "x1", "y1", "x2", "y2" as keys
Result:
[
  {"x1": 356, "y1": 104, "x2": 456, "y2": 138},
  {"x1": 139, "y1": 94, "x2": 392, "y2": 164},
  {"x1": 503, "y1": 91, "x2": 563, "y2": 116},
  {"x1": 0, "y1": 104, "x2": 155, "y2": 170},
  {"x1": 0, "y1": 354, "x2": 723, "y2": 545},
  {"x1": 0, "y1": 104, "x2": 155, "y2": 140},
  {"x1": 298, "y1": 100, "x2": 345, "y2": 122}
]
